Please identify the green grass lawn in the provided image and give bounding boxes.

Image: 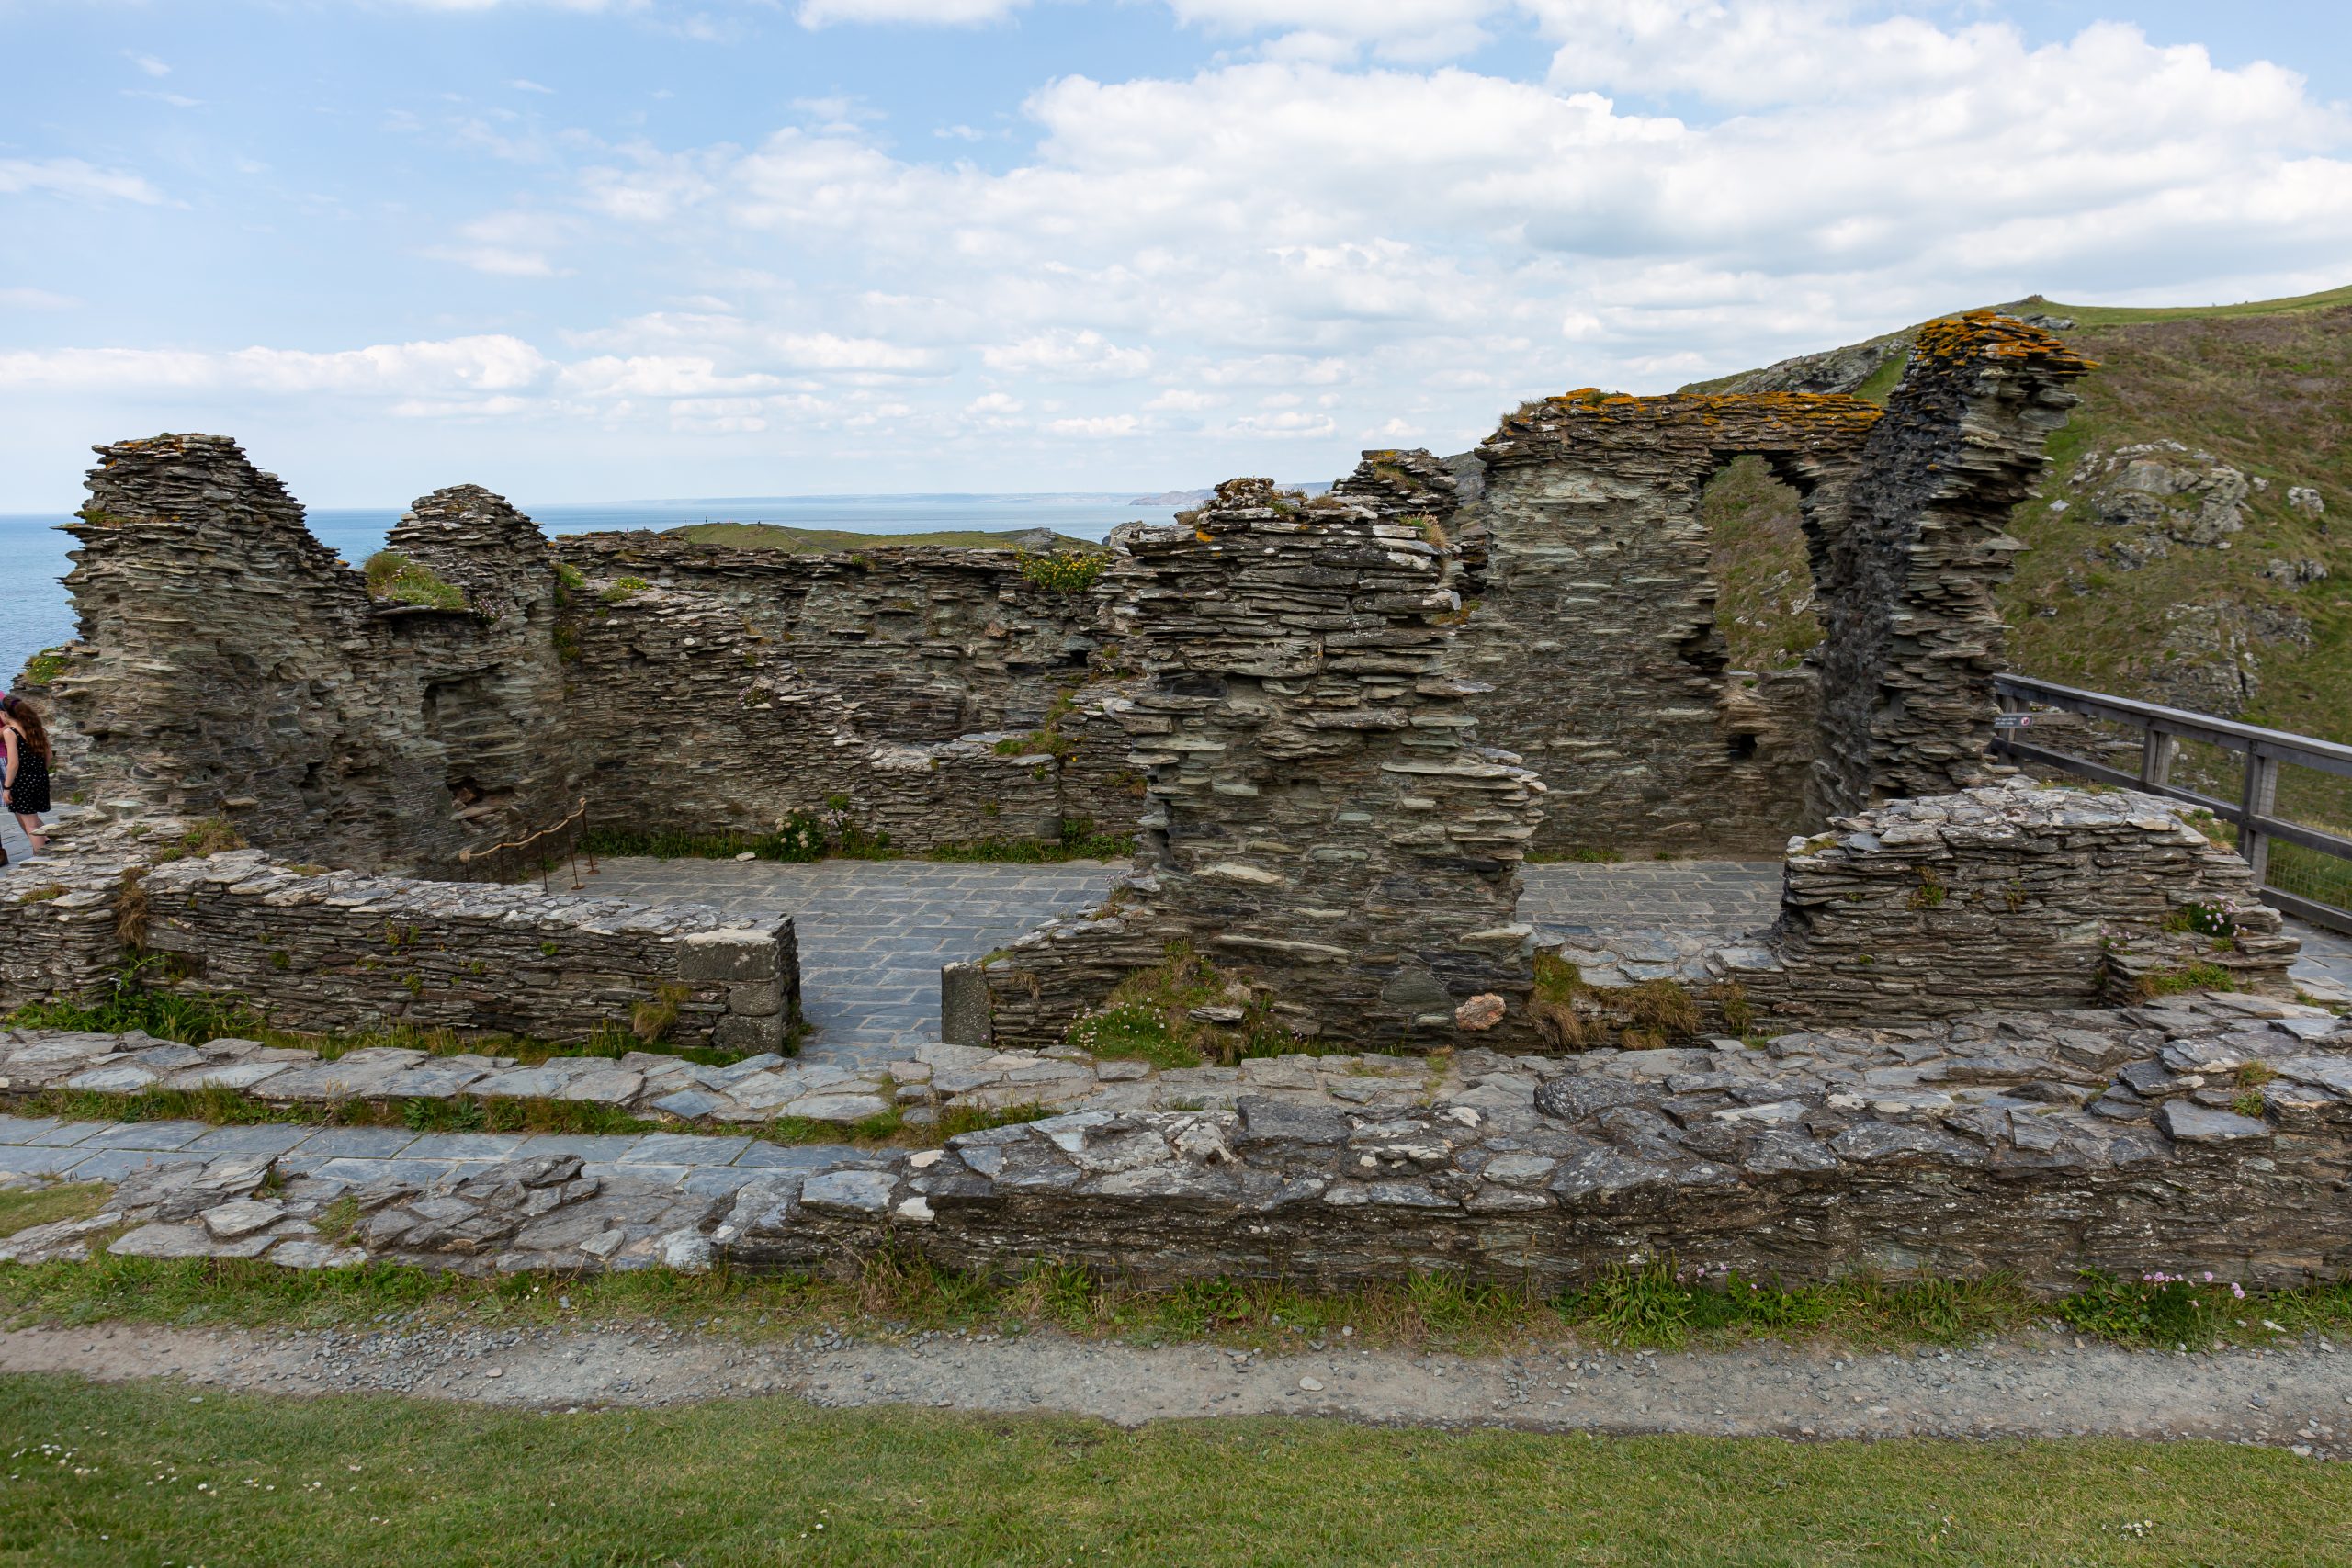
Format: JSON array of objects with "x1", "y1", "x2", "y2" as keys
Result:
[{"x1": 1, "y1": 1374, "x2": 2346, "y2": 1566}]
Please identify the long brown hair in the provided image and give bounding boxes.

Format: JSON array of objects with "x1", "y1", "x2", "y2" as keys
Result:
[{"x1": 2, "y1": 694, "x2": 51, "y2": 762}]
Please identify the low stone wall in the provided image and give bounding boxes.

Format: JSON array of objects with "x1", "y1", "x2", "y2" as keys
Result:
[
  {"x1": 137, "y1": 850, "x2": 797, "y2": 1051},
  {"x1": 0, "y1": 849, "x2": 136, "y2": 1008},
  {"x1": 1545, "y1": 783, "x2": 2296, "y2": 1037},
  {"x1": 730, "y1": 991, "x2": 2352, "y2": 1292}
]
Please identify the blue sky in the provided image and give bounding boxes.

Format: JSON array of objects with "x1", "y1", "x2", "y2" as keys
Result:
[{"x1": 1, "y1": 0, "x2": 2346, "y2": 511}]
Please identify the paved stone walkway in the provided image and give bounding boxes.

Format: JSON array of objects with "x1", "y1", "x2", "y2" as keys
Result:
[
  {"x1": 6, "y1": 841, "x2": 2346, "y2": 1062},
  {"x1": 0, "y1": 1112, "x2": 860, "y2": 1192},
  {"x1": 583, "y1": 858, "x2": 1115, "y2": 1069}
]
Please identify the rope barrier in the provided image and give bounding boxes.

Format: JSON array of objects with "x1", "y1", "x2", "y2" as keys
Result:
[{"x1": 456, "y1": 797, "x2": 594, "y2": 890}]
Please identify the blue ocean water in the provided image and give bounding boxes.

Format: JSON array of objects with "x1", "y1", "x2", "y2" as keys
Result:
[{"x1": 0, "y1": 494, "x2": 1159, "y2": 689}]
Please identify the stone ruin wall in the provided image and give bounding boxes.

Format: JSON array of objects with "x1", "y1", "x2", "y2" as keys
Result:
[
  {"x1": 31, "y1": 312, "x2": 2087, "y2": 891},
  {"x1": 35, "y1": 436, "x2": 1139, "y2": 871},
  {"x1": 1810, "y1": 314, "x2": 2094, "y2": 811},
  {"x1": 0, "y1": 822, "x2": 797, "y2": 1053},
  {"x1": 1462, "y1": 310, "x2": 2091, "y2": 856},
  {"x1": 730, "y1": 989, "x2": 2352, "y2": 1292},
  {"x1": 1545, "y1": 782, "x2": 2297, "y2": 1039},
  {"x1": 548, "y1": 533, "x2": 1142, "y2": 850},
  {"x1": 44, "y1": 436, "x2": 582, "y2": 876},
  {"x1": 1465, "y1": 393, "x2": 1876, "y2": 856},
  {"x1": 975, "y1": 468, "x2": 1548, "y2": 1053}
]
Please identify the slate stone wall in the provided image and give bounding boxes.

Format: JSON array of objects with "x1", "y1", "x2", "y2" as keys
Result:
[
  {"x1": 729, "y1": 993, "x2": 2352, "y2": 1293},
  {"x1": 1544, "y1": 783, "x2": 2298, "y2": 1034},
  {"x1": 1810, "y1": 313, "x2": 2093, "y2": 813},
  {"x1": 1468, "y1": 394, "x2": 1879, "y2": 856},
  {"x1": 49, "y1": 436, "x2": 579, "y2": 875},
  {"x1": 551, "y1": 531, "x2": 1109, "y2": 741},
  {"x1": 560, "y1": 583, "x2": 1069, "y2": 851},
  {"x1": 136, "y1": 848, "x2": 797, "y2": 1051},
  {"x1": 1460, "y1": 311, "x2": 2089, "y2": 855},
  {"x1": 979, "y1": 468, "x2": 1547, "y2": 1052}
]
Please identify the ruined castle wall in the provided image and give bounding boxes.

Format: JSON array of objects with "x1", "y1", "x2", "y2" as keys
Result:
[
  {"x1": 552, "y1": 533, "x2": 1110, "y2": 739},
  {"x1": 51, "y1": 437, "x2": 579, "y2": 874},
  {"x1": 1810, "y1": 314, "x2": 2092, "y2": 813},
  {"x1": 563, "y1": 586, "x2": 1067, "y2": 851},
  {"x1": 0, "y1": 848, "x2": 135, "y2": 1008},
  {"x1": 134, "y1": 849, "x2": 797, "y2": 1052},
  {"x1": 1466, "y1": 397, "x2": 1879, "y2": 856},
  {"x1": 553, "y1": 533, "x2": 1144, "y2": 846},
  {"x1": 980, "y1": 468, "x2": 1548, "y2": 1053},
  {"x1": 1738, "y1": 785, "x2": 2295, "y2": 1023}
]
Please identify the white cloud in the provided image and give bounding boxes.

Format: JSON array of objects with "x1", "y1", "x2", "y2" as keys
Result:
[
  {"x1": 14, "y1": 6, "x2": 2352, "y2": 499},
  {"x1": 125, "y1": 51, "x2": 172, "y2": 77},
  {"x1": 0, "y1": 336, "x2": 552, "y2": 397},
  {"x1": 1043, "y1": 413, "x2": 1142, "y2": 437},
  {"x1": 510, "y1": 77, "x2": 557, "y2": 93},
  {"x1": 1166, "y1": 0, "x2": 1498, "y2": 61},
  {"x1": 1145, "y1": 388, "x2": 1226, "y2": 412},
  {"x1": 982, "y1": 329, "x2": 1154, "y2": 378},
  {"x1": 1225, "y1": 410, "x2": 1339, "y2": 438},
  {"x1": 0, "y1": 157, "x2": 165, "y2": 206}
]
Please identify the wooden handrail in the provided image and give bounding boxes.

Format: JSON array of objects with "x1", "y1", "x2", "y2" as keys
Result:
[{"x1": 1992, "y1": 676, "x2": 2352, "y2": 934}]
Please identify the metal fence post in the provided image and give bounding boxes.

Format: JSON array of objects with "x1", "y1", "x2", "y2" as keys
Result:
[{"x1": 2239, "y1": 744, "x2": 2278, "y2": 886}]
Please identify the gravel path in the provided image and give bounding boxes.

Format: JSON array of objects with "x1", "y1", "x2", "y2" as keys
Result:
[{"x1": 6, "y1": 1322, "x2": 2347, "y2": 1454}]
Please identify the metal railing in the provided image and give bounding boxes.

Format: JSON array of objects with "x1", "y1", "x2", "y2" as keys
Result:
[
  {"x1": 455, "y1": 797, "x2": 594, "y2": 891},
  {"x1": 1992, "y1": 674, "x2": 2352, "y2": 934}
]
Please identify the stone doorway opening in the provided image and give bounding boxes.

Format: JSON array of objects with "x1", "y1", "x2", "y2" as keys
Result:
[{"x1": 1702, "y1": 453, "x2": 1826, "y2": 680}]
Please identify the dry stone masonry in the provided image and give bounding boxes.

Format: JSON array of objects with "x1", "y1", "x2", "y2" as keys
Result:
[
  {"x1": 45, "y1": 436, "x2": 581, "y2": 875},
  {"x1": 1808, "y1": 313, "x2": 2094, "y2": 812},
  {"x1": 34, "y1": 321, "x2": 2087, "y2": 880},
  {"x1": 6, "y1": 988, "x2": 2344, "y2": 1290},
  {"x1": 1544, "y1": 782, "x2": 2298, "y2": 1035},
  {"x1": 0, "y1": 823, "x2": 797, "y2": 1054},
  {"x1": 974, "y1": 469, "x2": 1548, "y2": 1053},
  {"x1": 1466, "y1": 390, "x2": 1878, "y2": 855},
  {"x1": 1460, "y1": 310, "x2": 2090, "y2": 854}
]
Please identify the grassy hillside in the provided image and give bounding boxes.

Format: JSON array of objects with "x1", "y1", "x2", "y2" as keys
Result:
[
  {"x1": 1686, "y1": 284, "x2": 2352, "y2": 895},
  {"x1": 667, "y1": 521, "x2": 1106, "y2": 554}
]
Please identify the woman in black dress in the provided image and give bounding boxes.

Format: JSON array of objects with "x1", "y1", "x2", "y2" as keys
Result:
[{"x1": 1, "y1": 694, "x2": 52, "y2": 858}]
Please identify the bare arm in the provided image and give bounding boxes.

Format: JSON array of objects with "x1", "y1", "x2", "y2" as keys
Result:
[{"x1": 2, "y1": 729, "x2": 15, "y2": 791}]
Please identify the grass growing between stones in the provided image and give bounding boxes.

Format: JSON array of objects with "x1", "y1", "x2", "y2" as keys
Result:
[
  {"x1": 0, "y1": 1184, "x2": 111, "y2": 1240},
  {"x1": 2, "y1": 1376, "x2": 2347, "y2": 1567},
  {"x1": 11, "y1": 1086, "x2": 662, "y2": 1141},
  {"x1": 5, "y1": 1250, "x2": 2348, "y2": 1360},
  {"x1": 6, "y1": 984, "x2": 772, "y2": 1068},
  {"x1": 1065, "y1": 943, "x2": 1315, "y2": 1069},
  {"x1": 359, "y1": 550, "x2": 467, "y2": 612}
]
